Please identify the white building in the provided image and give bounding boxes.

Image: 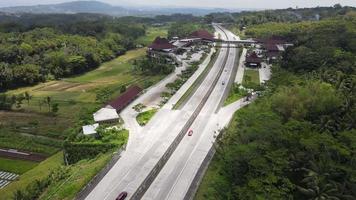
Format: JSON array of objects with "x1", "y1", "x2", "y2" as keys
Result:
[
  {"x1": 93, "y1": 108, "x2": 119, "y2": 124},
  {"x1": 82, "y1": 123, "x2": 99, "y2": 136}
]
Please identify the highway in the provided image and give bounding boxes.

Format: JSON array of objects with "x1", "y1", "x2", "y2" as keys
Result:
[
  {"x1": 84, "y1": 25, "x2": 243, "y2": 200},
  {"x1": 141, "y1": 25, "x2": 243, "y2": 200}
]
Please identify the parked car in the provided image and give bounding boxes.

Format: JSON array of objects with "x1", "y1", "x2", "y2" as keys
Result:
[
  {"x1": 116, "y1": 192, "x2": 128, "y2": 200},
  {"x1": 188, "y1": 130, "x2": 193, "y2": 136}
]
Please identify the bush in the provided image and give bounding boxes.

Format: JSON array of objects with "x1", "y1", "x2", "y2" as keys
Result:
[{"x1": 63, "y1": 142, "x2": 116, "y2": 165}]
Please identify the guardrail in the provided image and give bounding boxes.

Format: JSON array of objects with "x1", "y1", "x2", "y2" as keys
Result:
[{"x1": 130, "y1": 25, "x2": 231, "y2": 200}]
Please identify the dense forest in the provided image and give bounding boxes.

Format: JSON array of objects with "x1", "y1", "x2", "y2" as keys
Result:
[
  {"x1": 199, "y1": 9, "x2": 356, "y2": 200},
  {"x1": 206, "y1": 4, "x2": 356, "y2": 30},
  {"x1": 0, "y1": 14, "x2": 147, "y2": 90},
  {"x1": 0, "y1": 12, "x2": 209, "y2": 91}
]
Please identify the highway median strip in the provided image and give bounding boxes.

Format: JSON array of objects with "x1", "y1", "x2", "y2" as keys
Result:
[{"x1": 173, "y1": 48, "x2": 221, "y2": 110}]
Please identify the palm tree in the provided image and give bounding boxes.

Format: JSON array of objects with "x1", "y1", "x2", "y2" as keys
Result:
[
  {"x1": 45, "y1": 96, "x2": 51, "y2": 112},
  {"x1": 24, "y1": 91, "x2": 32, "y2": 105}
]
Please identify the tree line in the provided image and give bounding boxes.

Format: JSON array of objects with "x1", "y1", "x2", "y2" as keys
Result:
[
  {"x1": 0, "y1": 17, "x2": 145, "y2": 91},
  {"x1": 199, "y1": 13, "x2": 356, "y2": 200}
]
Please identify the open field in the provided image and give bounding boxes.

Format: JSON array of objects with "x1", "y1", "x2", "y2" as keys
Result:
[
  {"x1": 1, "y1": 48, "x2": 164, "y2": 152},
  {"x1": 242, "y1": 69, "x2": 260, "y2": 87},
  {"x1": 0, "y1": 158, "x2": 38, "y2": 175},
  {"x1": 136, "y1": 26, "x2": 168, "y2": 46},
  {"x1": 0, "y1": 152, "x2": 63, "y2": 200},
  {"x1": 0, "y1": 47, "x2": 165, "y2": 194}
]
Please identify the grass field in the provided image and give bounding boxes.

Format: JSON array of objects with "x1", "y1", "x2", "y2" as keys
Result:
[
  {"x1": 0, "y1": 152, "x2": 63, "y2": 200},
  {"x1": 1, "y1": 48, "x2": 163, "y2": 153},
  {"x1": 242, "y1": 69, "x2": 260, "y2": 87},
  {"x1": 0, "y1": 47, "x2": 165, "y2": 196},
  {"x1": 136, "y1": 27, "x2": 168, "y2": 46},
  {"x1": 136, "y1": 109, "x2": 158, "y2": 126},
  {"x1": 39, "y1": 152, "x2": 113, "y2": 200},
  {"x1": 224, "y1": 85, "x2": 248, "y2": 106},
  {"x1": 0, "y1": 158, "x2": 38, "y2": 175}
]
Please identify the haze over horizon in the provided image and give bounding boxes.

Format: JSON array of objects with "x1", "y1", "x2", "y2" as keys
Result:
[{"x1": 0, "y1": 0, "x2": 355, "y2": 9}]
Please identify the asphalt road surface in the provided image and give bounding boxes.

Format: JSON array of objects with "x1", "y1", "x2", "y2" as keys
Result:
[
  {"x1": 142, "y1": 25, "x2": 243, "y2": 200},
  {"x1": 85, "y1": 25, "x2": 244, "y2": 200}
]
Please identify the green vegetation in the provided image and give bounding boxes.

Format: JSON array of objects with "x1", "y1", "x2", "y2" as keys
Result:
[
  {"x1": 0, "y1": 158, "x2": 38, "y2": 175},
  {"x1": 39, "y1": 152, "x2": 113, "y2": 200},
  {"x1": 0, "y1": 152, "x2": 63, "y2": 200},
  {"x1": 196, "y1": 13, "x2": 356, "y2": 200},
  {"x1": 168, "y1": 22, "x2": 213, "y2": 38},
  {"x1": 133, "y1": 55, "x2": 176, "y2": 75},
  {"x1": 0, "y1": 24, "x2": 145, "y2": 90},
  {"x1": 173, "y1": 49, "x2": 218, "y2": 109},
  {"x1": 136, "y1": 26, "x2": 168, "y2": 45},
  {"x1": 224, "y1": 84, "x2": 248, "y2": 106},
  {"x1": 242, "y1": 69, "x2": 260, "y2": 89},
  {"x1": 136, "y1": 109, "x2": 158, "y2": 126},
  {"x1": 206, "y1": 4, "x2": 356, "y2": 29}
]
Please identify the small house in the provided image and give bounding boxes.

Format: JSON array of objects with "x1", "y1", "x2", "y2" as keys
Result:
[
  {"x1": 82, "y1": 123, "x2": 99, "y2": 137},
  {"x1": 245, "y1": 52, "x2": 263, "y2": 68},
  {"x1": 93, "y1": 108, "x2": 119, "y2": 124}
]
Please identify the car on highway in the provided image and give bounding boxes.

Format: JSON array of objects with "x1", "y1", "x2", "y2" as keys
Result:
[
  {"x1": 188, "y1": 130, "x2": 193, "y2": 136},
  {"x1": 222, "y1": 81, "x2": 225, "y2": 85},
  {"x1": 116, "y1": 192, "x2": 128, "y2": 200}
]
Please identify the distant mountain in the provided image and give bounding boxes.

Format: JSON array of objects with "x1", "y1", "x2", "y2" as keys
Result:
[
  {"x1": 0, "y1": 1, "x2": 239, "y2": 16},
  {"x1": 0, "y1": 1, "x2": 130, "y2": 15}
]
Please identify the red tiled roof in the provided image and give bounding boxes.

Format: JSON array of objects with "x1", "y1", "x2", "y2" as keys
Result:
[
  {"x1": 107, "y1": 86, "x2": 142, "y2": 111},
  {"x1": 190, "y1": 30, "x2": 215, "y2": 41},
  {"x1": 149, "y1": 37, "x2": 175, "y2": 50},
  {"x1": 246, "y1": 52, "x2": 263, "y2": 63}
]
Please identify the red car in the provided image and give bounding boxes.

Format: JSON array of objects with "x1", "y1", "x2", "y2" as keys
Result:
[
  {"x1": 188, "y1": 130, "x2": 193, "y2": 136},
  {"x1": 116, "y1": 192, "x2": 128, "y2": 200}
]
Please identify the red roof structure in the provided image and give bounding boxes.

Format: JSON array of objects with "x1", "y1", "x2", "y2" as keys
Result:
[
  {"x1": 265, "y1": 43, "x2": 279, "y2": 52},
  {"x1": 246, "y1": 52, "x2": 263, "y2": 64},
  {"x1": 148, "y1": 37, "x2": 175, "y2": 50},
  {"x1": 107, "y1": 86, "x2": 142, "y2": 111},
  {"x1": 190, "y1": 30, "x2": 215, "y2": 41}
]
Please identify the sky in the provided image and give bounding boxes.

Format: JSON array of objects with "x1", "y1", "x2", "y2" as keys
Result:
[{"x1": 0, "y1": 0, "x2": 355, "y2": 9}]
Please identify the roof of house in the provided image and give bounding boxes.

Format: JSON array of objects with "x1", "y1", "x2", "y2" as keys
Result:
[
  {"x1": 190, "y1": 30, "x2": 215, "y2": 41},
  {"x1": 82, "y1": 123, "x2": 99, "y2": 135},
  {"x1": 149, "y1": 37, "x2": 176, "y2": 50},
  {"x1": 107, "y1": 86, "x2": 142, "y2": 111},
  {"x1": 246, "y1": 52, "x2": 263, "y2": 63},
  {"x1": 93, "y1": 108, "x2": 119, "y2": 122},
  {"x1": 265, "y1": 43, "x2": 280, "y2": 52}
]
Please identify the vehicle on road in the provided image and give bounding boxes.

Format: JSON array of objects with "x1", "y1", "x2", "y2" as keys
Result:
[
  {"x1": 188, "y1": 130, "x2": 193, "y2": 136},
  {"x1": 222, "y1": 81, "x2": 225, "y2": 85},
  {"x1": 116, "y1": 192, "x2": 128, "y2": 200}
]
